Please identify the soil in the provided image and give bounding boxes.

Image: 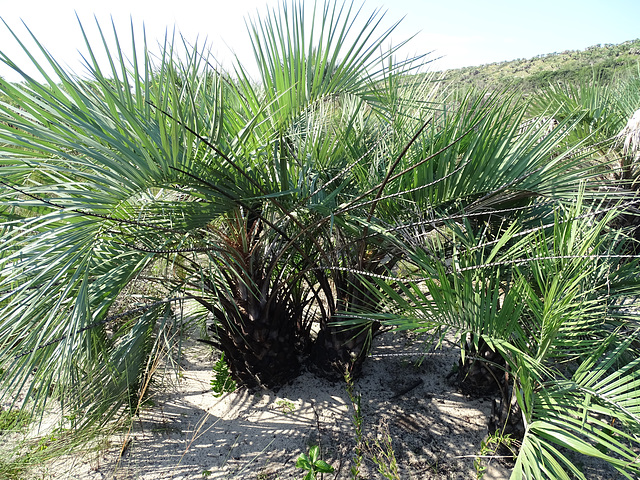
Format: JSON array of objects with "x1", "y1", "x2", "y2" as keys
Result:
[{"x1": 26, "y1": 330, "x2": 514, "y2": 479}]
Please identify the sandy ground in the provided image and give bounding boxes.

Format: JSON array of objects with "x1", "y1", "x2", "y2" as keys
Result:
[{"x1": 24, "y1": 330, "x2": 514, "y2": 480}]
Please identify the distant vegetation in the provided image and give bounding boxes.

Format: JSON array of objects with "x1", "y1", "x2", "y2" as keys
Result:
[{"x1": 439, "y1": 38, "x2": 640, "y2": 93}]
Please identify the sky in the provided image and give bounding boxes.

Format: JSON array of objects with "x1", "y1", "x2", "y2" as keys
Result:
[{"x1": 0, "y1": 0, "x2": 639, "y2": 82}]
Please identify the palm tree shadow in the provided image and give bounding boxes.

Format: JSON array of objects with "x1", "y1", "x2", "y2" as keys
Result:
[
  {"x1": 355, "y1": 331, "x2": 504, "y2": 478},
  {"x1": 94, "y1": 330, "x2": 508, "y2": 480},
  {"x1": 100, "y1": 359, "x2": 354, "y2": 479}
]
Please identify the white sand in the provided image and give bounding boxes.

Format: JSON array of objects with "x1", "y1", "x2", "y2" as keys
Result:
[{"x1": 19, "y1": 331, "x2": 513, "y2": 479}]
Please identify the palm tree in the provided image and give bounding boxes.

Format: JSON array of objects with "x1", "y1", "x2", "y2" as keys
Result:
[
  {"x1": 530, "y1": 73, "x2": 640, "y2": 186},
  {"x1": 0, "y1": 0, "x2": 437, "y2": 423},
  {"x1": 346, "y1": 163, "x2": 640, "y2": 478},
  {"x1": 181, "y1": 0, "x2": 438, "y2": 383},
  {"x1": 328, "y1": 70, "x2": 640, "y2": 476}
]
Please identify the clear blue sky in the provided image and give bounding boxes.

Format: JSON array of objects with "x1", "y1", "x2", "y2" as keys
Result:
[{"x1": 0, "y1": 0, "x2": 638, "y2": 81}]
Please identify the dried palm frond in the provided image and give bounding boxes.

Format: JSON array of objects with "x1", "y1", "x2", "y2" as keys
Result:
[{"x1": 619, "y1": 108, "x2": 640, "y2": 156}]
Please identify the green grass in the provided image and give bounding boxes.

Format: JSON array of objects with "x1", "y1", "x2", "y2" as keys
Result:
[
  {"x1": 0, "y1": 409, "x2": 30, "y2": 434},
  {"x1": 0, "y1": 456, "x2": 31, "y2": 480},
  {"x1": 0, "y1": 410, "x2": 32, "y2": 480}
]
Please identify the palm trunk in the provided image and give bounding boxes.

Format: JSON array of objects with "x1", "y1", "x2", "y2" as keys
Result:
[
  {"x1": 310, "y1": 320, "x2": 379, "y2": 381},
  {"x1": 458, "y1": 336, "x2": 507, "y2": 396},
  {"x1": 310, "y1": 268, "x2": 382, "y2": 381},
  {"x1": 209, "y1": 287, "x2": 310, "y2": 389}
]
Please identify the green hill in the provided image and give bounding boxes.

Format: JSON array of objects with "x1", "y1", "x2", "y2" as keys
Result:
[{"x1": 438, "y1": 38, "x2": 640, "y2": 92}]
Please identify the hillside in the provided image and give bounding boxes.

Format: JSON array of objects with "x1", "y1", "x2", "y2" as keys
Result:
[{"x1": 438, "y1": 38, "x2": 640, "y2": 92}]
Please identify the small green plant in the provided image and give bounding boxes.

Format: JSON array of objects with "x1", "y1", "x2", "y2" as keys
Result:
[
  {"x1": 366, "y1": 423, "x2": 400, "y2": 480},
  {"x1": 202, "y1": 469, "x2": 212, "y2": 477},
  {"x1": 275, "y1": 399, "x2": 295, "y2": 414},
  {"x1": 211, "y1": 353, "x2": 236, "y2": 397},
  {"x1": 474, "y1": 431, "x2": 515, "y2": 479},
  {"x1": 345, "y1": 371, "x2": 364, "y2": 480},
  {"x1": 31, "y1": 431, "x2": 62, "y2": 453},
  {"x1": 295, "y1": 445, "x2": 334, "y2": 480}
]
